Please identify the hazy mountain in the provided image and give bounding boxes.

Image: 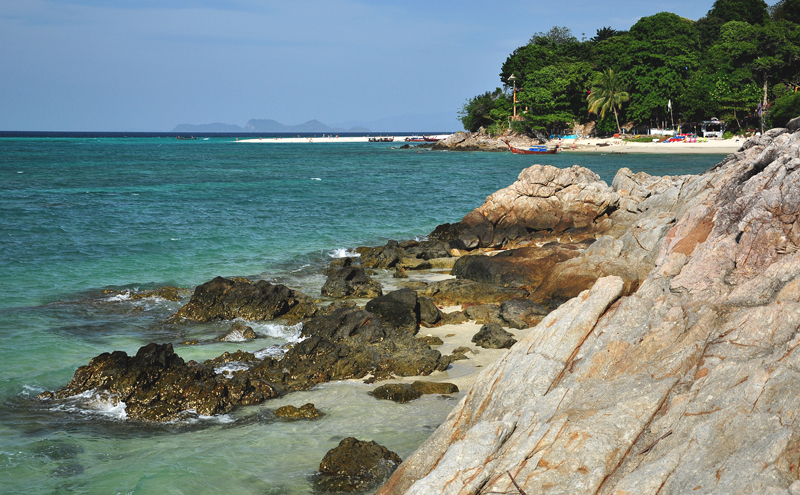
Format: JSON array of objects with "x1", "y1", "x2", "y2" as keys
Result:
[
  {"x1": 173, "y1": 122, "x2": 244, "y2": 133},
  {"x1": 171, "y1": 113, "x2": 464, "y2": 134}
]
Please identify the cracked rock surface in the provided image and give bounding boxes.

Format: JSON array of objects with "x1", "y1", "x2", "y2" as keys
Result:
[{"x1": 378, "y1": 125, "x2": 800, "y2": 494}]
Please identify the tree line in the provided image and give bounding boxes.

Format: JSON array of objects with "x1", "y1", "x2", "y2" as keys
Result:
[{"x1": 458, "y1": 0, "x2": 800, "y2": 136}]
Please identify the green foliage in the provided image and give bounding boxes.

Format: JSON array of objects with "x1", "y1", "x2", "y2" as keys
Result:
[
  {"x1": 457, "y1": 7, "x2": 800, "y2": 135},
  {"x1": 769, "y1": 91, "x2": 800, "y2": 127},
  {"x1": 722, "y1": 130, "x2": 735, "y2": 139},
  {"x1": 772, "y1": 0, "x2": 800, "y2": 24},
  {"x1": 587, "y1": 68, "x2": 630, "y2": 133},
  {"x1": 458, "y1": 89, "x2": 510, "y2": 132},
  {"x1": 530, "y1": 26, "x2": 577, "y2": 46},
  {"x1": 709, "y1": 0, "x2": 770, "y2": 25}
]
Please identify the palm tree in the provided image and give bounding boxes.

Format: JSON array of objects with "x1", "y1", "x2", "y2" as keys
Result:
[{"x1": 587, "y1": 69, "x2": 630, "y2": 134}]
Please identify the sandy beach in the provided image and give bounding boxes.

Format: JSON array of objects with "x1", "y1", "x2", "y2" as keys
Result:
[
  {"x1": 558, "y1": 136, "x2": 744, "y2": 154},
  {"x1": 236, "y1": 134, "x2": 451, "y2": 144}
]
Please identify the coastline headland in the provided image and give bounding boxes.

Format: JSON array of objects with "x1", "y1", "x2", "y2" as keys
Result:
[
  {"x1": 40, "y1": 118, "x2": 800, "y2": 493},
  {"x1": 433, "y1": 128, "x2": 744, "y2": 154}
]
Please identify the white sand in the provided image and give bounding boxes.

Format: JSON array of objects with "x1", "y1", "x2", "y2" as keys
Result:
[
  {"x1": 235, "y1": 134, "x2": 451, "y2": 144},
  {"x1": 558, "y1": 137, "x2": 744, "y2": 154}
]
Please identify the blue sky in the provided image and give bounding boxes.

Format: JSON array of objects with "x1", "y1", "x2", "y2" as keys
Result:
[{"x1": 1, "y1": 0, "x2": 722, "y2": 131}]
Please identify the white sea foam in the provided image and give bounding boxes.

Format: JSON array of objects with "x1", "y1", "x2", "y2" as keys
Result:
[
  {"x1": 170, "y1": 238, "x2": 181, "y2": 241},
  {"x1": 291, "y1": 264, "x2": 311, "y2": 273},
  {"x1": 214, "y1": 362, "x2": 251, "y2": 376},
  {"x1": 329, "y1": 248, "x2": 360, "y2": 258},
  {"x1": 104, "y1": 291, "x2": 132, "y2": 302},
  {"x1": 311, "y1": 177, "x2": 321, "y2": 181},
  {"x1": 221, "y1": 328, "x2": 250, "y2": 342},
  {"x1": 251, "y1": 321, "x2": 300, "y2": 339},
  {"x1": 170, "y1": 409, "x2": 235, "y2": 424},
  {"x1": 253, "y1": 345, "x2": 286, "y2": 360},
  {"x1": 20, "y1": 384, "x2": 44, "y2": 397},
  {"x1": 51, "y1": 389, "x2": 128, "y2": 420}
]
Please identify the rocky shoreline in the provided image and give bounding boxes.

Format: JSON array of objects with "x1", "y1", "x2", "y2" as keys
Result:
[{"x1": 40, "y1": 117, "x2": 800, "y2": 493}]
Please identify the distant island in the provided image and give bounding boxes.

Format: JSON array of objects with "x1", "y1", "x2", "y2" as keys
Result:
[{"x1": 173, "y1": 119, "x2": 371, "y2": 134}]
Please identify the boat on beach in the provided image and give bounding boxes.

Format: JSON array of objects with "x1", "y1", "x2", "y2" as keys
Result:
[
  {"x1": 405, "y1": 136, "x2": 425, "y2": 142},
  {"x1": 368, "y1": 136, "x2": 394, "y2": 142},
  {"x1": 423, "y1": 135, "x2": 441, "y2": 142},
  {"x1": 504, "y1": 139, "x2": 559, "y2": 154}
]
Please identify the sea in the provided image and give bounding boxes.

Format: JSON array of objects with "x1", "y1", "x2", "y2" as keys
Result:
[{"x1": 0, "y1": 133, "x2": 727, "y2": 494}]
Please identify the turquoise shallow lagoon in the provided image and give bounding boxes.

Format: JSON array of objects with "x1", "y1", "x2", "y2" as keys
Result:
[{"x1": 0, "y1": 137, "x2": 727, "y2": 494}]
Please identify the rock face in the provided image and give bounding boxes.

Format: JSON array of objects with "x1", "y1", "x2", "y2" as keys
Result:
[
  {"x1": 378, "y1": 127, "x2": 800, "y2": 494},
  {"x1": 321, "y1": 266, "x2": 383, "y2": 298},
  {"x1": 317, "y1": 437, "x2": 402, "y2": 492},
  {"x1": 172, "y1": 276, "x2": 316, "y2": 322},
  {"x1": 42, "y1": 343, "x2": 277, "y2": 422}
]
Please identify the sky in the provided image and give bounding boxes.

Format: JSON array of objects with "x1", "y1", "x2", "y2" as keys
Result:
[{"x1": 0, "y1": 0, "x2": 723, "y2": 131}]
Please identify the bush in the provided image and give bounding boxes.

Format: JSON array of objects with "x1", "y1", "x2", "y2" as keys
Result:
[
  {"x1": 722, "y1": 131, "x2": 734, "y2": 139},
  {"x1": 769, "y1": 92, "x2": 800, "y2": 128}
]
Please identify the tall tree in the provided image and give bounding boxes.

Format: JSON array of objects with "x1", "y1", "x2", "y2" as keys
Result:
[
  {"x1": 771, "y1": 0, "x2": 800, "y2": 24},
  {"x1": 587, "y1": 69, "x2": 630, "y2": 133}
]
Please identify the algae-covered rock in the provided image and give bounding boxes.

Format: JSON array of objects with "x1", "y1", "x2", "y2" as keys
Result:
[
  {"x1": 371, "y1": 383, "x2": 422, "y2": 403},
  {"x1": 317, "y1": 437, "x2": 402, "y2": 492},
  {"x1": 365, "y1": 288, "x2": 420, "y2": 334},
  {"x1": 172, "y1": 276, "x2": 316, "y2": 322},
  {"x1": 274, "y1": 403, "x2": 323, "y2": 420},
  {"x1": 411, "y1": 381, "x2": 458, "y2": 395}
]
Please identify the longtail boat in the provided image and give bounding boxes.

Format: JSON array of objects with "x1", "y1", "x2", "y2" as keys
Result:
[{"x1": 504, "y1": 139, "x2": 559, "y2": 154}]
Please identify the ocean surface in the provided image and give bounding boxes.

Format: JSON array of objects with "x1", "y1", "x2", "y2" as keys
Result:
[{"x1": 0, "y1": 135, "x2": 727, "y2": 494}]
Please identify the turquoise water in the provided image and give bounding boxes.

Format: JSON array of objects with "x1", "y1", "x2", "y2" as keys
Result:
[{"x1": 0, "y1": 137, "x2": 726, "y2": 494}]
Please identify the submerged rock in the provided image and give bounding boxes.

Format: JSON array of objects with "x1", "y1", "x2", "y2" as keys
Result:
[
  {"x1": 371, "y1": 383, "x2": 422, "y2": 403},
  {"x1": 411, "y1": 381, "x2": 458, "y2": 395},
  {"x1": 273, "y1": 403, "x2": 323, "y2": 420},
  {"x1": 317, "y1": 437, "x2": 402, "y2": 492},
  {"x1": 172, "y1": 276, "x2": 316, "y2": 322}
]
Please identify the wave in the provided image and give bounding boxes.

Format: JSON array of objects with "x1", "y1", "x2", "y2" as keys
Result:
[{"x1": 328, "y1": 248, "x2": 360, "y2": 259}]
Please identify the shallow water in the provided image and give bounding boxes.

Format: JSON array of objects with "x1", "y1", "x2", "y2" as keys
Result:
[{"x1": 0, "y1": 136, "x2": 727, "y2": 494}]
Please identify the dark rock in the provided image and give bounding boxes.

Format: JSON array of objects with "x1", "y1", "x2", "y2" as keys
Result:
[
  {"x1": 411, "y1": 381, "x2": 458, "y2": 395},
  {"x1": 323, "y1": 256, "x2": 356, "y2": 276},
  {"x1": 439, "y1": 311, "x2": 469, "y2": 325},
  {"x1": 418, "y1": 296, "x2": 442, "y2": 326},
  {"x1": 172, "y1": 276, "x2": 317, "y2": 322},
  {"x1": 417, "y1": 335, "x2": 443, "y2": 346},
  {"x1": 393, "y1": 266, "x2": 409, "y2": 279},
  {"x1": 321, "y1": 266, "x2": 382, "y2": 299},
  {"x1": 464, "y1": 304, "x2": 502, "y2": 324},
  {"x1": 397, "y1": 257, "x2": 432, "y2": 270},
  {"x1": 317, "y1": 437, "x2": 402, "y2": 492},
  {"x1": 500, "y1": 298, "x2": 549, "y2": 329},
  {"x1": 357, "y1": 245, "x2": 402, "y2": 269},
  {"x1": 451, "y1": 244, "x2": 583, "y2": 288},
  {"x1": 317, "y1": 300, "x2": 357, "y2": 314},
  {"x1": 44, "y1": 343, "x2": 278, "y2": 421},
  {"x1": 471, "y1": 323, "x2": 517, "y2": 349},
  {"x1": 250, "y1": 307, "x2": 445, "y2": 390},
  {"x1": 371, "y1": 383, "x2": 422, "y2": 403},
  {"x1": 274, "y1": 403, "x2": 324, "y2": 420},
  {"x1": 418, "y1": 279, "x2": 528, "y2": 305},
  {"x1": 218, "y1": 321, "x2": 257, "y2": 341},
  {"x1": 365, "y1": 288, "x2": 420, "y2": 334}
]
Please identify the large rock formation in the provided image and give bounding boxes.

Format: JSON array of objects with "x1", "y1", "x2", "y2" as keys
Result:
[
  {"x1": 171, "y1": 276, "x2": 316, "y2": 322},
  {"x1": 378, "y1": 123, "x2": 800, "y2": 494}
]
